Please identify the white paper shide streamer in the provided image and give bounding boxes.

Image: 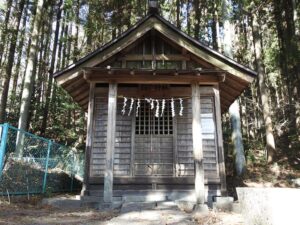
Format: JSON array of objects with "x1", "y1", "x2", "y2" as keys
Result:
[
  {"x1": 161, "y1": 99, "x2": 165, "y2": 117},
  {"x1": 171, "y1": 98, "x2": 175, "y2": 117},
  {"x1": 122, "y1": 97, "x2": 127, "y2": 115},
  {"x1": 128, "y1": 98, "x2": 134, "y2": 116},
  {"x1": 136, "y1": 99, "x2": 141, "y2": 117},
  {"x1": 150, "y1": 98, "x2": 154, "y2": 110},
  {"x1": 155, "y1": 99, "x2": 159, "y2": 117},
  {"x1": 122, "y1": 97, "x2": 185, "y2": 117},
  {"x1": 179, "y1": 98, "x2": 183, "y2": 116}
]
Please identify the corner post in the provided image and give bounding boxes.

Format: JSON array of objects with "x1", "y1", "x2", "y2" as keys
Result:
[
  {"x1": 213, "y1": 85, "x2": 227, "y2": 195},
  {"x1": 191, "y1": 83, "x2": 205, "y2": 205},
  {"x1": 81, "y1": 82, "x2": 95, "y2": 196},
  {"x1": 104, "y1": 83, "x2": 118, "y2": 203}
]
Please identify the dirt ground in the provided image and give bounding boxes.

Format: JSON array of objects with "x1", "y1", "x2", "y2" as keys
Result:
[
  {"x1": 0, "y1": 196, "x2": 245, "y2": 225},
  {"x1": 0, "y1": 201, "x2": 117, "y2": 225}
]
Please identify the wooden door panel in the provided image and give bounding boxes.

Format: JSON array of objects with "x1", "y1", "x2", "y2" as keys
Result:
[{"x1": 134, "y1": 100, "x2": 174, "y2": 176}]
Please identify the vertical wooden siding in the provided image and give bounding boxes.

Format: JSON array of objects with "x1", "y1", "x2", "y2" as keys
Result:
[
  {"x1": 90, "y1": 97, "x2": 132, "y2": 177},
  {"x1": 90, "y1": 94, "x2": 219, "y2": 180},
  {"x1": 114, "y1": 99, "x2": 132, "y2": 176},
  {"x1": 176, "y1": 97, "x2": 219, "y2": 178},
  {"x1": 90, "y1": 97, "x2": 108, "y2": 176}
]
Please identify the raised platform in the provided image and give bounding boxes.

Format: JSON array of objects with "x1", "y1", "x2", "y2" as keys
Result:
[{"x1": 80, "y1": 189, "x2": 222, "y2": 208}]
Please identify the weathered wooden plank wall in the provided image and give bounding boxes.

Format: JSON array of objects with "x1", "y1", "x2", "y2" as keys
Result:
[
  {"x1": 90, "y1": 89, "x2": 219, "y2": 183},
  {"x1": 176, "y1": 98, "x2": 194, "y2": 176},
  {"x1": 90, "y1": 96, "x2": 133, "y2": 177},
  {"x1": 90, "y1": 96, "x2": 108, "y2": 176},
  {"x1": 201, "y1": 97, "x2": 219, "y2": 179},
  {"x1": 176, "y1": 97, "x2": 219, "y2": 179},
  {"x1": 114, "y1": 99, "x2": 132, "y2": 176}
]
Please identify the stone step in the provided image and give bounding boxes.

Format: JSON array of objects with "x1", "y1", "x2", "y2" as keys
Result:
[
  {"x1": 123, "y1": 193, "x2": 167, "y2": 202},
  {"x1": 121, "y1": 202, "x2": 156, "y2": 213},
  {"x1": 42, "y1": 197, "x2": 81, "y2": 209},
  {"x1": 84, "y1": 189, "x2": 222, "y2": 203},
  {"x1": 80, "y1": 195, "x2": 122, "y2": 203},
  {"x1": 212, "y1": 196, "x2": 234, "y2": 212},
  {"x1": 156, "y1": 201, "x2": 177, "y2": 209}
]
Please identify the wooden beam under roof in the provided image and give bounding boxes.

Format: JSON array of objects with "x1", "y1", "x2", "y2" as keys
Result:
[
  {"x1": 83, "y1": 67, "x2": 226, "y2": 84},
  {"x1": 220, "y1": 95, "x2": 232, "y2": 106},
  {"x1": 119, "y1": 54, "x2": 190, "y2": 61},
  {"x1": 78, "y1": 97, "x2": 89, "y2": 107},
  {"x1": 70, "y1": 85, "x2": 89, "y2": 98},
  {"x1": 85, "y1": 74, "x2": 222, "y2": 84}
]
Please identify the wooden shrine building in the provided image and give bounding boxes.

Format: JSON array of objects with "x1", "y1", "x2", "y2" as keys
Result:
[{"x1": 54, "y1": 2, "x2": 256, "y2": 205}]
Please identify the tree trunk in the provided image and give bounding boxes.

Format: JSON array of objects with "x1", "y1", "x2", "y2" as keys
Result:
[
  {"x1": 40, "y1": 0, "x2": 63, "y2": 136},
  {"x1": 0, "y1": 0, "x2": 13, "y2": 67},
  {"x1": 252, "y1": 12, "x2": 276, "y2": 162},
  {"x1": 61, "y1": 12, "x2": 69, "y2": 69},
  {"x1": 222, "y1": 0, "x2": 233, "y2": 55},
  {"x1": 73, "y1": 0, "x2": 80, "y2": 62},
  {"x1": 16, "y1": 0, "x2": 44, "y2": 156},
  {"x1": 176, "y1": 0, "x2": 181, "y2": 29},
  {"x1": 223, "y1": 0, "x2": 246, "y2": 175},
  {"x1": 229, "y1": 100, "x2": 246, "y2": 175},
  {"x1": 211, "y1": 1, "x2": 218, "y2": 50},
  {"x1": 193, "y1": 0, "x2": 200, "y2": 39},
  {"x1": 186, "y1": 0, "x2": 191, "y2": 35},
  {"x1": 56, "y1": 8, "x2": 65, "y2": 71},
  {"x1": 0, "y1": 0, "x2": 26, "y2": 123},
  {"x1": 273, "y1": 0, "x2": 298, "y2": 137},
  {"x1": 9, "y1": 1, "x2": 29, "y2": 114}
]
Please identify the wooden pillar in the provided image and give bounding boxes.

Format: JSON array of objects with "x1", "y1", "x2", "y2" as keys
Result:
[
  {"x1": 213, "y1": 85, "x2": 227, "y2": 195},
  {"x1": 81, "y1": 82, "x2": 95, "y2": 196},
  {"x1": 104, "y1": 83, "x2": 118, "y2": 203},
  {"x1": 191, "y1": 83, "x2": 205, "y2": 205}
]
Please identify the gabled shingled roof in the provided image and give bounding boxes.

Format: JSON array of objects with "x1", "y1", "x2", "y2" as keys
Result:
[
  {"x1": 54, "y1": 12, "x2": 256, "y2": 112},
  {"x1": 54, "y1": 13, "x2": 256, "y2": 78}
]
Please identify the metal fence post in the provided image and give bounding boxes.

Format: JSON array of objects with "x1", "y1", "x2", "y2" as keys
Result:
[
  {"x1": 42, "y1": 140, "x2": 52, "y2": 193},
  {"x1": 0, "y1": 123, "x2": 9, "y2": 178}
]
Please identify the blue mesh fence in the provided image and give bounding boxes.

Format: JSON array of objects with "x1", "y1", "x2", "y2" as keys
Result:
[{"x1": 0, "y1": 123, "x2": 84, "y2": 195}]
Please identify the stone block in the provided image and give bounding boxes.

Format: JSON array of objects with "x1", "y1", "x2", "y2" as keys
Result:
[
  {"x1": 175, "y1": 200, "x2": 196, "y2": 213},
  {"x1": 237, "y1": 187, "x2": 300, "y2": 225},
  {"x1": 120, "y1": 202, "x2": 156, "y2": 213},
  {"x1": 123, "y1": 193, "x2": 167, "y2": 202},
  {"x1": 42, "y1": 197, "x2": 81, "y2": 209},
  {"x1": 156, "y1": 201, "x2": 177, "y2": 209},
  {"x1": 212, "y1": 196, "x2": 234, "y2": 212}
]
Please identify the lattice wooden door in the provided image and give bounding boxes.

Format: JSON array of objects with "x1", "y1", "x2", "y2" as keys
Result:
[{"x1": 134, "y1": 100, "x2": 174, "y2": 176}]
